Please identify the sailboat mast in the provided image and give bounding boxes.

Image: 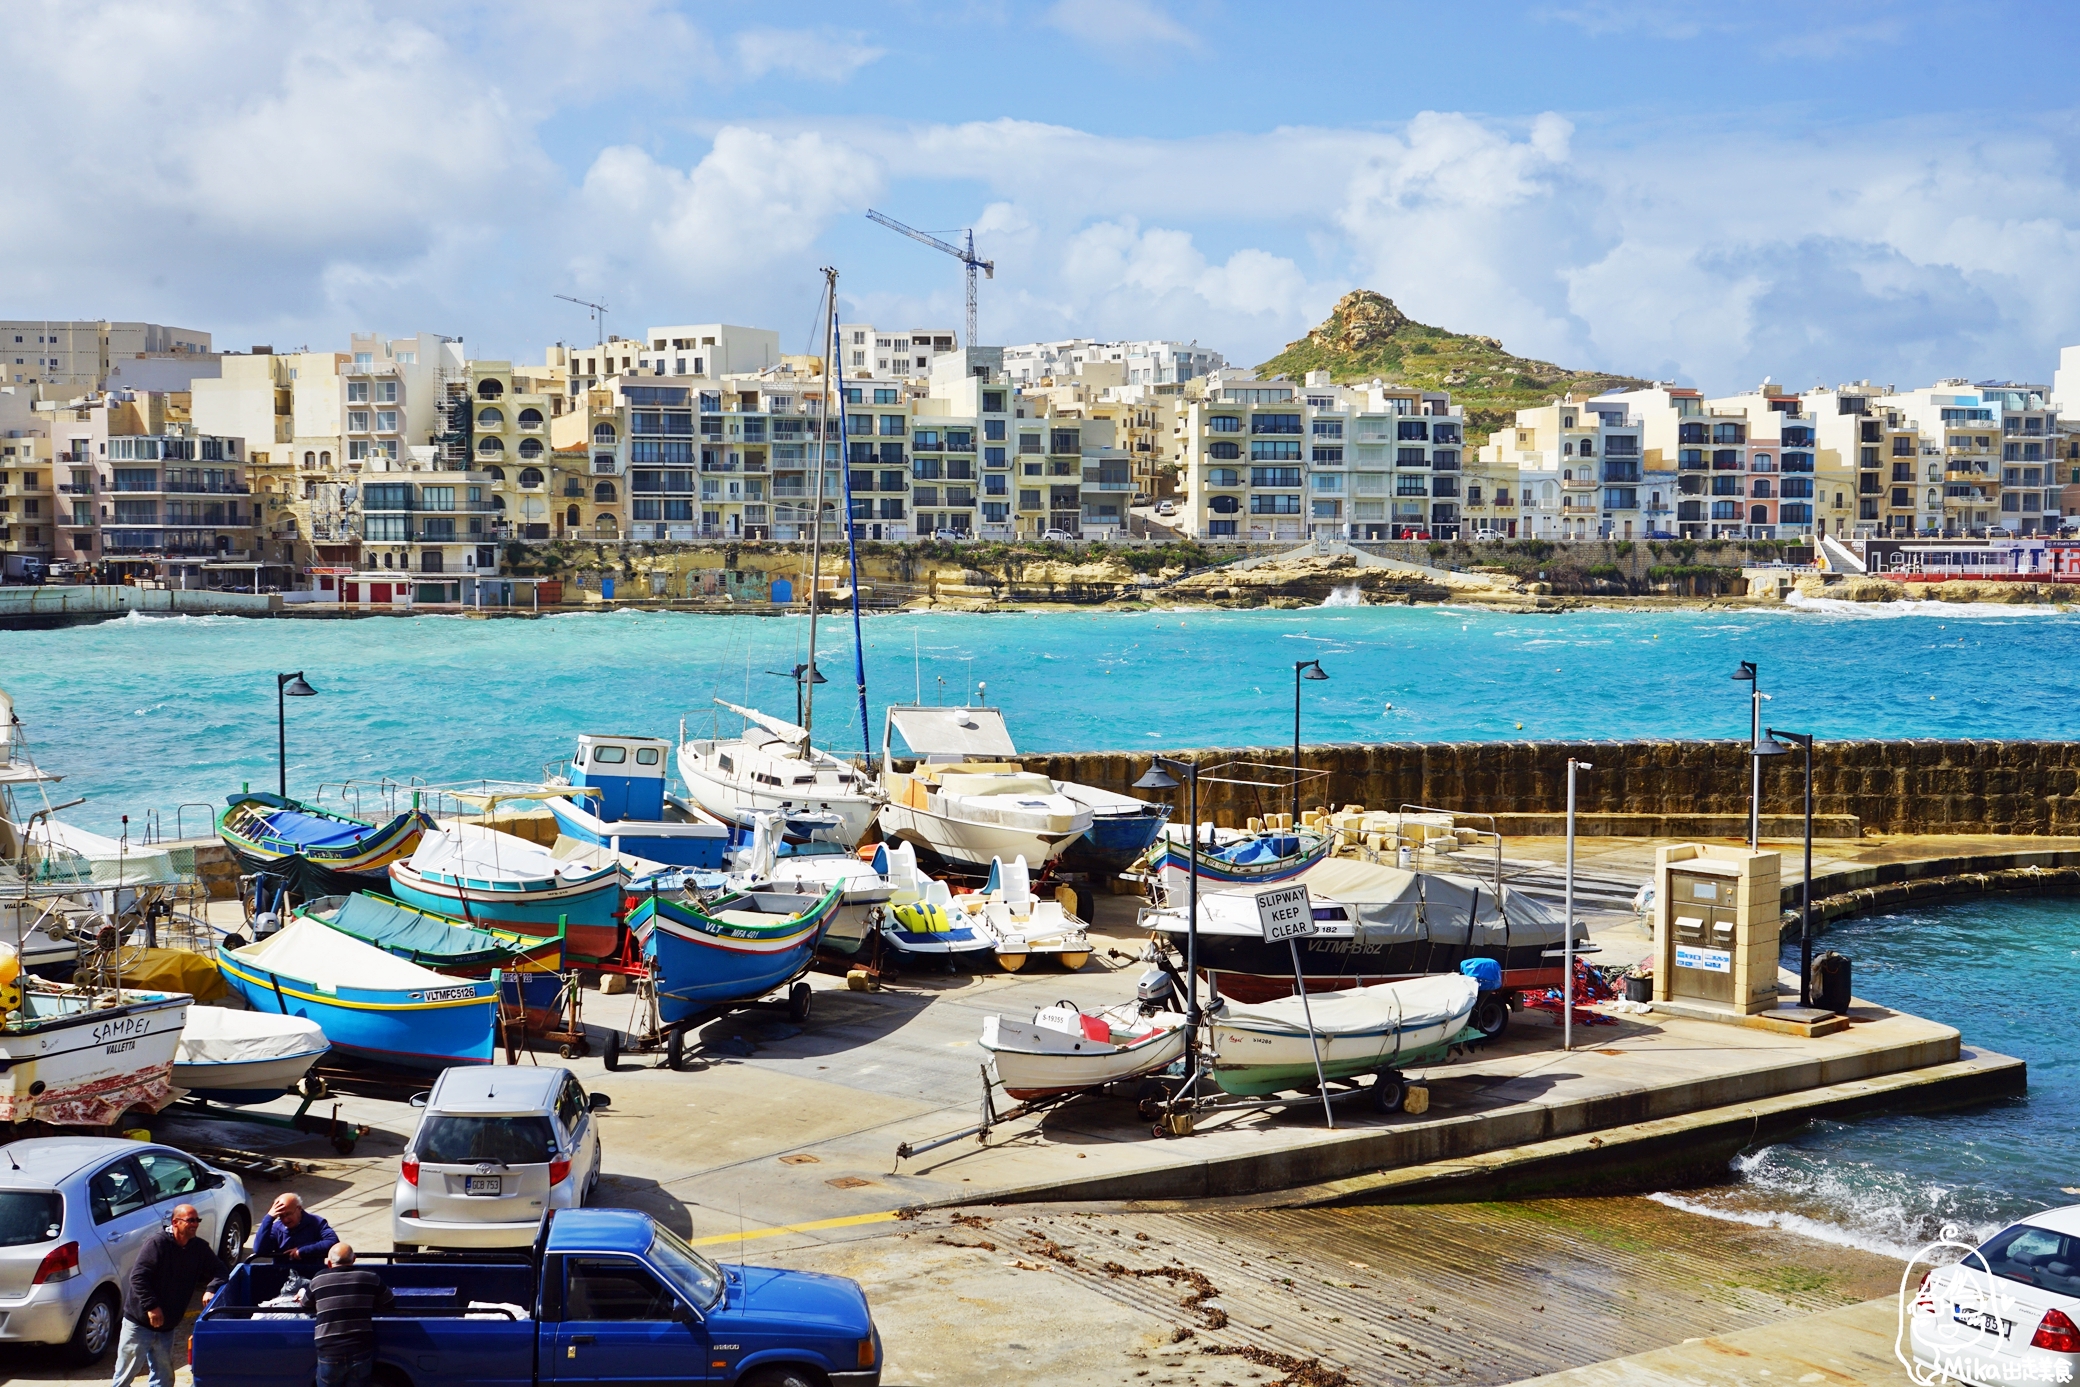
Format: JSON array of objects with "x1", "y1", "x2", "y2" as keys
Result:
[
  {"x1": 804, "y1": 269, "x2": 836, "y2": 738},
  {"x1": 832, "y1": 273, "x2": 875, "y2": 759}
]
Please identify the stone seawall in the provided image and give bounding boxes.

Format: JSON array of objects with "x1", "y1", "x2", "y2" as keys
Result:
[{"x1": 1025, "y1": 739, "x2": 2080, "y2": 838}]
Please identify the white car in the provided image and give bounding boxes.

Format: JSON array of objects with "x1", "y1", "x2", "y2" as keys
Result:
[
  {"x1": 0, "y1": 1137, "x2": 250, "y2": 1363},
  {"x1": 392, "y1": 1065, "x2": 607, "y2": 1252},
  {"x1": 1907, "y1": 1205, "x2": 2080, "y2": 1385},
  {"x1": 1042, "y1": 528, "x2": 1075, "y2": 542},
  {"x1": 1471, "y1": 528, "x2": 1503, "y2": 542}
]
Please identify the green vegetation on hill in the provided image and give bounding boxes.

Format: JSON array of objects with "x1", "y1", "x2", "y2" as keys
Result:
[{"x1": 1256, "y1": 289, "x2": 1651, "y2": 443}]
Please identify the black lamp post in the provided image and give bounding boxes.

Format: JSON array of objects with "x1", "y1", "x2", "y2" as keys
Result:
[
  {"x1": 766, "y1": 663, "x2": 827, "y2": 727},
  {"x1": 1135, "y1": 757, "x2": 1201, "y2": 1081},
  {"x1": 1292, "y1": 659, "x2": 1327, "y2": 828},
  {"x1": 1731, "y1": 660, "x2": 1761, "y2": 847},
  {"x1": 275, "y1": 671, "x2": 316, "y2": 799},
  {"x1": 1765, "y1": 727, "x2": 1816, "y2": 1007}
]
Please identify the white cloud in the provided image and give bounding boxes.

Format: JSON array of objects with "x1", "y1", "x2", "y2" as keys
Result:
[
  {"x1": 1044, "y1": 0, "x2": 1202, "y2": 54},
  {"x1": 733, "y1": 28, "x2": 885, "y2": 82}
]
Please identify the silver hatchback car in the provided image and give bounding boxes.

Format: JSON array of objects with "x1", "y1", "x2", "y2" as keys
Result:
[
  {"x1": 392, "y1": 1066, "x2": 606, "y2": 1252},
  {"x1": 0, "y1": 1137, "x2": 251, "y2": 1362}
]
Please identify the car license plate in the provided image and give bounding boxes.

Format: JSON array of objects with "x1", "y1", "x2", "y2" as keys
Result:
[
  {"x1": 1954, "y1": 1305, "x2": 2012, "y2": 1339},
  {"x1": 464, "y1": 1175, "x2": 502, "y2": 1196}
]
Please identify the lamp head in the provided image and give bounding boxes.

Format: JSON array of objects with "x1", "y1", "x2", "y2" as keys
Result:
[
  {"x1": 1730, "y1": 661, "x2": 1757, "y2": 683},
  {"x1": 1753, "y1": 736, "x2": 1789, "y2": 758},
  {"x1": 807, "y1": 665, "x2": 828, "y2": 685},
  {"x1": 279, "y1": 672, "x2": 316, "y2": 698},
  {"x1": 1764, "y1": 727, "x2": 1812, "y2": 749},
  {"x1": 1133, "y1": 762, "x2": 1180, "y2": 792},
  {"x1": 1298, "y1": 659, "x2": 1328, "y2": 681}
]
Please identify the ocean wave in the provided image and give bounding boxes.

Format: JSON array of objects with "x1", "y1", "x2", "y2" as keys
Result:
[
  {"x1": 1784, "y1": 590, "x2": 2069, "y2": 618},
  {"x1": 1647, "y1": 1191, "x2": 1925, "y2": 1262}
]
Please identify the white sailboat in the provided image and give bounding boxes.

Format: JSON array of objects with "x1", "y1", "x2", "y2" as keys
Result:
[
  {"x1": 676, "y1": 701, "x2": 880, "y2": 845},
  {"x1": 875, "y1": 704, "x2": 1095, "y2": 874}
]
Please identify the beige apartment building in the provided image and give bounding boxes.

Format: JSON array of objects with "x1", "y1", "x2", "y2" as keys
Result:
[{"x1": 1, "y1": 320, "x2": 211, "y2": 392}]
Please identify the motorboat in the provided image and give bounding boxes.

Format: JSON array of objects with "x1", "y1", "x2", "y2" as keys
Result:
[
  {"x1": 541, "y1": 736, "x2": 732, "y2": 869},
  {"x1": 727, "y1": 813, "x2": 892, "y2": 961},
  {"x1": 981, "y1": 1001, "x2": 1189, "y2": 1102},
  {"x1": 677, "y1": 702, "x2": 880, "y2": 846},
  {"x1": 877, "y1": 703, "x2": 1154, "y2": 876},
  {"x1": 218, "y1": 792, "x2": 434, "y2": 897},
  {"x1": 1207, "y1": 973, "x2": 1481, "y2": 1097},
  {"x1": 388, "y1": 822, "x2": 628, "y2": 961},
  {"x1": 1143, "y1": 857, "x2": 1571, "y2": 1019},
  {"x1": 296, "y1": 892, "x2": 566, "y2": 973},
  {"x1": 1148, "y1": 822, "x2": 1331, "y2": 895},
  {"x1": 626, "y1": 880, "x2": 840, "y2": 1025},
  {"x1": 171, "y1": 1007, "x2": 329, "y2": 1105},
  {"x1": 878, "y1": 877, "x2": 1004, "y2": 967},
  {"x1": 0, "y1": 942, "x2": 192, "y2": 1126},
  {"x1": 216, "y1": 914, "x2": 500, "y2": 1070},
  {"x1": 965, "y1": 856, "x2": 1091, "y2": 971}
]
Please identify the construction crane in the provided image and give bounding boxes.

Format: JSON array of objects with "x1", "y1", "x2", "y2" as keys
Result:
[
  {"x1": 554, "y1": 294, "x2": 609, "y2": 347},
  {"x1": 865, "y1": 209, "x2": 994, "y2": 349}
]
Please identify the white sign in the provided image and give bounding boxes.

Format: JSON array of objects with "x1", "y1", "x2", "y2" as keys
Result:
[
  {"x1": 1254, "y1": 883, "x2": 1316, "y2": 943},
  {"x1": 1674, "y1": 944, "x2": 1732, "y2": 973}
]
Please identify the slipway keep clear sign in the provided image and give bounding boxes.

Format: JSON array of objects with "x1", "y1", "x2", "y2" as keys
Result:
[{"x1": 1254, "y1": 884, "x2": 1316, "y2": 943}]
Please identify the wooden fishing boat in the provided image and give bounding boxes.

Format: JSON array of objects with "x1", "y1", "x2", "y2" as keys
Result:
[
  {"x1": 626, "y1": 880, "x2": 842, "y2": 1026},
  {"x1": 218, "y1": 793, "x2": 433, "y2": 897},
  {"x1": 171, "y1": 1007, "x2": 329, "y2": 1105},
  {"x1": 1207, "y1": 973, "x2": 1480, "y2": 1096},
  {"x1": 980, "y1": 1001, "x2": 1188, "y2": 1102},
  {"x1": 388, "y1": 823, "x2": 627, "y2": 961},
  {"x1": 1148, "y1": 825, "x2": 1331, "y2": 894},
  {"x1": 0, "y1": 946, "x2": 191, "y2": 1126},
  {"x1": 296, "y1": 892, "x2": 565, "y2": 973}
]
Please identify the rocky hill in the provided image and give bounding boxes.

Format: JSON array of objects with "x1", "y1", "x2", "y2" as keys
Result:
[{"x1": 1257, "y1": 290, "x2": 1650, "y2": 441}]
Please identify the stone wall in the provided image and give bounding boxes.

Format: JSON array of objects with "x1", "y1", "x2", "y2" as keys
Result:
[{"x1": 1026, "y1": 739, "x2": 2080, "y2": 837}]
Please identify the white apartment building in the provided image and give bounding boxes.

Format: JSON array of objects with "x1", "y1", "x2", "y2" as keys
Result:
[
  {"x1": 1875, "y1": 380, "x2": 2058, "y2": 536},
  {"x1": 1474, "y1": 396, "x2": 1650, "y2": 542},
  {"x1": 836, "y1": 324, "x2": 959, "y2": 380},
  {"x1": 1001, "y1": 339, "x2": 1225, "y2": 387}
]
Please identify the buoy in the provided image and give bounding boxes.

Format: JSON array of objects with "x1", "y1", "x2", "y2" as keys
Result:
[{"x1": 1516, "y1": 722, "x2": 1524, "y2": 729}]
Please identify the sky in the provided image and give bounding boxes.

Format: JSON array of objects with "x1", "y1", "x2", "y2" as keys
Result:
[{"x1": 10, "y1": 0, "x2": 2080, "y2": 396}]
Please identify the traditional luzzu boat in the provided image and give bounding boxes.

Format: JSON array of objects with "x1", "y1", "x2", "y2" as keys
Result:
[
  {"x1": 170, "y1": 1007, "x2": 330, "y2": 1105},
  {"x1": 217, "y1": 792, "x2": 435, "y2": 897},
  {"x1": 0, "y1": 944, "x2": 192, "y2": 1126},
  {"x1": 1059, "y1": 784, "x2": 1172, "y2": 877},
  {"x1": 1207, "y1": 973, "x2": 1481, "y2": 1097},
  {"x1": 216, "y1": 915, "x2": 500, "y2": 1069},
  {"x1": 388, "y1": 822, "x2": 627, "y2": 961},
  {"x1": 626, "y1": 880, "x2": 841, "y2": 1026},
  {"x1": 1148, "y1": 822, "x2": 1332, "y2": 895},
  {"x1": 295, "y1": 891, "x2": 566, "y2": 973}
]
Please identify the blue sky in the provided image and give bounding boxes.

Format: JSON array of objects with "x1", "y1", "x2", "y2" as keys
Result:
[{"x1": 11, "y1": 1, "x2": 2080, "y2": 394}]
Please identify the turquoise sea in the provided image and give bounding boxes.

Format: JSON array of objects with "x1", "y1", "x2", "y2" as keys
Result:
[{"x1": 4, "y1": 596, "x2": 2079, "y2": 834}]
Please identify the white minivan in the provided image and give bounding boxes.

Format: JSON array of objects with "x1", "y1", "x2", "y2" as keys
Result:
[{"x1": 392, "y1": 1066, "x2": 607, "y2": 1252}]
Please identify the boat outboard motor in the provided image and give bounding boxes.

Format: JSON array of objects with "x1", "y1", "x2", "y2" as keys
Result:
[{"x1": 1134, "y1": 962, "x2": 1188, "y2": 1016}]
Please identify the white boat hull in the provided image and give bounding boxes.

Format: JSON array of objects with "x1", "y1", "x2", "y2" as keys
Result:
[
  {"x1": 677, "y1": 751, "x2": 878, "y2": 845},
  {"x1": 981, "y1": 1011, "x2": 1188, "y2": 1101},
  {"x1": 0, "y1": 987, "x2": 190, "y2": 1126},
  {"x1": 877, "y1": 801, "x2": 1082, "y2": 875},
  {"x1": 1209, "y1": 975, "x2": 1480, "y2": 1095},
  {"x1": 172, "y1": 1051, "x2": 326, "y2": 1101}
]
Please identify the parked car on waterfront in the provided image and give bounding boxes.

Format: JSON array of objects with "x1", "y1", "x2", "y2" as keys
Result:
[
  {"x1": 1042, "y1": 528, "x2": 1076, "y2": 541},
  {"x1": 1155, "y1": 500, "x2": 1176, "y2": 516},
  {"x1": 0, "y1": 1137, "x2": 251, "y2": 1363},
  {"x1": 1470, "y1": 528, "x2": 1502, "y2": 542},
  {"x1": 1907, "y1": 1204, "x2": 2080, "y2": 1386},
  {"x1": 392, "y1": 1066, "x2": 607, "y2": 1252},
  {"x1": 931, "y1": 528, "x2": 965, "y2": 541}
]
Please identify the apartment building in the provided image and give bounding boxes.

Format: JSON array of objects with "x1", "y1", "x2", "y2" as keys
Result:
[
  {"x1": 1808, "y1": 383, "x2": 1925, "y2": 536},
  {"x1": 1866, "y1": 380, "x2": 2056, "y2": 536},
  {"x1": 1001, "y1": 338, "x2": 1225, "y2": 388},
  {"x1": 1176, "y1": 372, "x2": 1465, "y2": 541},
  {"x1": 0, "y1": 431, "x2": 53, "y2": 568},
  {"x1": 1473, "y1": 396, "x2": 1649, "y2": 541},
  {"x1": 1022, "y1": 364, "x2": 1186, "y2": 502},
  {"x1": 836, "y1": 324, "x2": 958, "y2": 380},
  {"x1": 1, "y1": 320, "x2": 211, "y2": 391}
]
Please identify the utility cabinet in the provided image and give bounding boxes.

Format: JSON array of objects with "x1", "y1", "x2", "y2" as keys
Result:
[{"x1": 1653, "y1": 844, "x2": 1781, "y2": 1016}]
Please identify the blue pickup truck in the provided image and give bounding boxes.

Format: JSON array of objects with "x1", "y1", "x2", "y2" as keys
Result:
[{"x1": 189, "y1": 1208, "x2": 881, "y2": 1387}]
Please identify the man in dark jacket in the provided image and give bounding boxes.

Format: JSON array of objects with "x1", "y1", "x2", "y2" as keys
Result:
[
  {"x1": 304, "y1": 1242, "x2": 396, "y2": 1387},
  {"x1": 251, "y1": 1192, "x2": 339, "y2": 1268},
  {"x1": 113, "y1": 1204, "x2": 227, "y2": 1387}
]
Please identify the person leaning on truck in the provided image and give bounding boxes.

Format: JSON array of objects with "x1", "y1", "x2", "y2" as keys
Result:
[
  {"x1": 252, "y1": 1192, "x2": 339, "y2": 1269},
  {"x1": 113, "y1": 1204, "x2": 228, "y2": 1387},
  {"x1": 303, "y1": 1243, "x2": 396, "y2": 1387}
]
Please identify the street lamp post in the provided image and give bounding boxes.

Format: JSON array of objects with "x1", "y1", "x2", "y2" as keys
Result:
[
  {"x1": 1135, "y1": 757, "x2": 1202, "y2": 1083},
  {"x1": 1292, "y1": 660, "x2": 1327, "y2": 828},
  {"x1": 766, "y1": 663, "x2": 827, "y2": 727},
  {"x1": 1731, "y1": 661, "x2": 1762, "y2": 847},
  {"x1": 1765, "y1": 727, "x2": 1814, "y2": 1006},
  {"x1": 1563, "y1": 757, "x2": 1593, "y2": 1052},
  {"x1": 275, "y1": 671, "x2": 317, "y2": 799}
]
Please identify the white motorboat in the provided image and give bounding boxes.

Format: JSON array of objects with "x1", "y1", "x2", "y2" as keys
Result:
[
  {"x1": 878, "y1": 874, "x2": 1004, "y2": 966},
  {"x1": 171, "y1": 1006, "x2": 330, "y2": 1105},
  {"x1": 677, "y1": 702, "x2": 880, "y2": 846},
  {"x1": 0, "y1": 944, "x2": 192, "y2": 1127},
  {"x1": 728, "y1": 813, "x2": 893, "y2": 960},
  {"x1": 1207, "y1": 973, "x2": 1480, "y2": 1097},
  {"x1": 981, "y1": 1001, "x2": 1190, "y2": 1102},
  {"x1": 966, "y1": 856, "x2": 1091, "y2": 971},
  {"x1": 876, "y1": 706, "x2": 1093, "y2": 874}
]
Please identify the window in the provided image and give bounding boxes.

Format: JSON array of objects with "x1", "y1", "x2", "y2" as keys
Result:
[
  {"x1": 1397, "y1": 420, "x2": 1428, "y2": 441},
  {"x1": 518, "y1": 439, "x2": 544, "y2": 459},
  {"x1": 1252, "y1": 413, "x2": 1302, "y2": 435},
  {"x1": 1209, "y1": 495, "x2": 1240, "y2": 514},
  {"x1": 1250, "y1": 494, "x2": 1302, "y2": 514},
  {"x1": 874, "y1": 389, "x2": 899, "y2": 405},
  {"x1": 1050, "y1": 429, "x2": 1080, "y2": 453},
  {"x1": 1712, "y1": 422, "x2": 1745, "y2": 444},
  {"x1": 1250, "y1": 467, "x2": 1301, "y2": 488},
  {"x1": 1250, "y1": 441, "x2": 1301, "y2": 461},
  {"x1": 1208, "y1": 519, "x2": 1238, "y2": 536},
  {"x1": 0, "y1": 1191, "x2": 61, "y2": 1247},
  {"x1": 1019, "y1": 489, "x2": 1042, "y2": 509},
  {"x1": 421, "y1": 486, "x2": 455, "y2": 511},
  {"x1": 347, "y1": 381, "x2": 369, "y2": 403},
  {"x1": 1780, "y1": 477, "x2": 1813, "y2": 498},
  {"x1": 1207, "y1": 415, "x2": 1241, "y2": 433},
  {"x1": 90, "y1": 1162, "x2": 151, "y2": 1224},
  {"x1": 135, "y1": 1151, "x2": 200, "y2": 1203},
  {"x1": 1312, "y1": 420, "x2": 1344, "y2": 438},
  {"x1": 1396, "y1": 447, "x2": 1427, "y2": 466},
  {"x1": 1312, "y1": 473, "x2": 1343, "y2": 492},
  {"x1": 879, "y1": 415, "x2": 905, "y2": 436},
  {"x1": 519, "y1": 467, "x2": 544, "y2": 488},
  {"x1": 983, "y1": 391, "x2": 1006, "y2": 413},
  {"x1": 565, "y1": 1259, "x2": 678, "y2": 1322},
  {"x1": 984, "y1": 474, "x2": 1007, "y2": 496},
  {"x1": 1207, "y1": 468, "x2": 1241, "y2": 487},
  {"x1": 1209, "y1": 442, "x2": 1240, "y2": 460},
  {"x1": 1312, "y1": 447, "x2": 1344, "y2": 464}
]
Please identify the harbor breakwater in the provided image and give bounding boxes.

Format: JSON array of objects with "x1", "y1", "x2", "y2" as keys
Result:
[{"x1": 1026, "y1": 738, "x2": 2080, "y2": 839}]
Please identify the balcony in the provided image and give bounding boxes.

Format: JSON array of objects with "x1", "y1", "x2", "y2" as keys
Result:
[
  {"x1": 339, "y1": 361, "x2": 399, "y2": 376},
  {"x1": 1561, "y1": 477, "x2": 1598, "y2": 491},
  {"x1": 58, "y1": 482, "x2": 93, "y2": 495},
  {"x1": 164, "y1": 481, "x2": 250, "y2": 495},
  {"x1": 1561, "y1": 500, "x2": 1599, "y2": 514}
]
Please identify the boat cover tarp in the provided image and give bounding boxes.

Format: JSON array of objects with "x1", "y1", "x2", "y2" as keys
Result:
[
  {"x1": 121, "y1": 947, "x2": 232, "y2": 1002},
  {"x1": 934, "y1": 772, "x2": 1057, "y2": 798},
  {"x1": 29, "y1": 821, "x2": 182, "y2": 887},
  {"x1": 1293, "y1": 858, "x2": 1566, "y2": 950},
  {"x1": 408, "y1": 823, "x2": 611, "y2": 884},
  {"x1": 247, "y1": 808, "x2": 370, "y2": 850},
  {"x1": 888, "y1": 705, "x2": 1019, "y2": 760},
  {"x1": 227, "y1": 914, "x2": 465, "y2": 991},
  {"x1": 175, "y1": 1006, "x2": 328, "y2": 1065},
  {"x1": 321, "y1": 893, "x2": 538, "y2": 965},
  {"x1": 1222, "y1": 973, "x2": 1479, "y2": 1038}
]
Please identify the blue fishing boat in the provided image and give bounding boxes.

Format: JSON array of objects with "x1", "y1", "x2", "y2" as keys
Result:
[
  {"x1": 296, "y1": 892, "x2": 565, "y2": 973},
  {"x1": 216, "y1": 915, "x2": 499, "y2": 1070},
  {"x1": 1061, "y1": 785, "x2": 1172, "y2": 876},
  {"x1": 627, "y1": 880, "x2": 842, "y2": 1025},
  {"x1": 1150, "y1": 826, "x2": 1332, "y2": 894},
  {"x1": 218, "y1": 793, "x2": 434, "y2": 897},
  {"x1": 388, "y1": 822, "x2": 627, "y2": 960},
  {"x1": 543, "y1": 735, "x2": 732, "y2": 869}
]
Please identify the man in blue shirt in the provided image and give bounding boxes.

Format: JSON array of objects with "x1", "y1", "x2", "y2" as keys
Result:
[{"x1": 251, "y1": 1192, "x2": 338, "y2": 1268}]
